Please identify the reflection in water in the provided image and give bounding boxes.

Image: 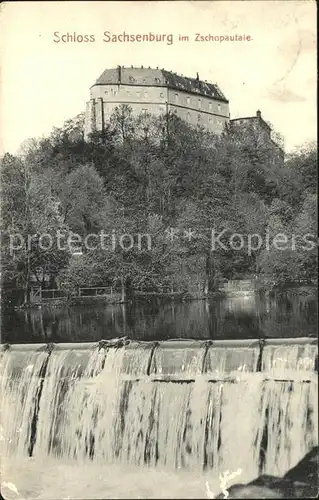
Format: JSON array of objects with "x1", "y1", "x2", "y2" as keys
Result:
[{"x1": 1, "y1": 289, "x2": 317, "y2": 344}]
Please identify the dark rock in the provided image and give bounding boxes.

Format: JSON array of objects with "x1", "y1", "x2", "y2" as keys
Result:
[
  {"x1": 98, "y1": 337, "x2": 129, "y2": 349},
  {"x1": 250, "y1": 474, "x2": 296, "y2": 496},
  {"x1": 284, "y1": 446, "x2": 318, "y2": 487},
  {"x1": 215, "y1": 483, "x2": 284, "y2": 498},
  {"x1": 215, "y1": 447, "x2": 319, "y2": 498},
  {"x1": 250, "y1": 474, "x2": 317, "y2": 498}
]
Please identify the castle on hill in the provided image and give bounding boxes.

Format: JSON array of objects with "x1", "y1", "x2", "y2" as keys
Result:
[{"x1": 84, "y1": 65, "x2": 284, "y2": 159}]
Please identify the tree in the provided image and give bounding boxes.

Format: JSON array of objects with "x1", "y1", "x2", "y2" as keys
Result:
[
  {"x1": 58, "y1": 163, "x2": 110, "y2": 235},
  {"x1": 286, "y1": 142, "x2": 317, "y2": 194},
  {"x1": 1, "y1": 153, "x2": 69, "y2": 304},
  {"x1": 110, "y1": 104, "x2": 135, "y2": 143},
  {"x1": 2, "y1": 104, "x2": 316, "y2": 304}
]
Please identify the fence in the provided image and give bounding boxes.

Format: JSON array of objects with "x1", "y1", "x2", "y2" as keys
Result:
[
  {"x1": 78, "y1": 287, "x2": 114, "y2": 297},
  {"x1": 30, "y1": 286, "x2": 118, "y2": 303},
  {"x1": 30, "y1": 279, "x2": 262, "y2": 303},
  {"x1": 30, "y1": 288, "x2": 67, "y2": 301}
]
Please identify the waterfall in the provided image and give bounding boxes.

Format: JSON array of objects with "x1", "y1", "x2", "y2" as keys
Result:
[
  {"x1": 0, "y1": 349, "x2": 49, "y2": 457},
  {"x1": 0, "y1": 339, "x2": 317, "y2": 484},
  {"x1": 262, "y1": 343, "x2": 317, "y2": 372}
]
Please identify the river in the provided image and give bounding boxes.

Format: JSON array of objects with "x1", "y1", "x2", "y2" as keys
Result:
[{"x1": 1, "y1": 288, "x2": 317, "y2": 344}]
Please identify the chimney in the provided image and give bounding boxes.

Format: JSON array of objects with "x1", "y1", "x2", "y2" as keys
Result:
[
  {"x1": 256, "y1": 110, "x2": 261, "y2": 118},
  {"x1": 117, "y1": 65, "x2": 121, "y2": 83},
  {"x1": 196, "y1": 72, "x2": 199, "y2": 81}
]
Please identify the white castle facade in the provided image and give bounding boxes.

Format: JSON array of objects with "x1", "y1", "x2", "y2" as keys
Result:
[
  {"x1": 84, "y1": 66, "x2": 230, "y2": 138},
  {"x1": 84, "y1": 65, "x2": 284, "y2": 159}
]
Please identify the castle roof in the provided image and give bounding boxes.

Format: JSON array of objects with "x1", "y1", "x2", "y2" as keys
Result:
[
  {"x1": 230, "y1": 112, "x2": 285, "y2": 154},
  {"x1": 230, "y1": 111, "x2": 271, "y2": 131},
  {"x1": 92, "y1": 66, "x2": 228, "y2": 102}
]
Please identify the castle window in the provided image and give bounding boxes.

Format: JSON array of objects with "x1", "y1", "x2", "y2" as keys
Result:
[
  {"x1": 160, "y1": 92, "x2": 164, "y2": 98},
  {"x1": 155, "y1": 77, "x2": 161, "y2": 83},
  {"x1": 198, "y1": 114, "x2": 201, "y2": 122},
  {"x1": 144, "y1": 91, "x2": 148, "y2": 98},
  {"x1": 136, "y1": 91, "x2": 141, "y2": 97},
  {"x1": 159, "y1": 105, "x2": 165, "y2": 113},
  {"x1": 209, "y1": 102, "x2": 212, "y2": 110},
  {"x1": 174, "y1": 93, "x2": 178, "y2": 103},
  {"x1": 142, "y1": 109, "x2": 148, "y2": 114},
  {"x1": 104, "y1": 90, "x2": 108, "y2": 95},
  {"x1": 187, "y1": 112, "x2": 191, "y2": 122},
  {"x1": 127, "y1": 91, "x2": 131, "y2": 97},
  {"x1": 198, "y1": 99, "x2": 201, "y2": 108},
  {"x1": 218, "y1": 103, "x2": 221, "y2": 112},
  {"x1": 129, "y1": 76, "x2": 136, "y2": 82},
  {"x1": 186, "y1": 96, "x2": 190, "y2": 105}
]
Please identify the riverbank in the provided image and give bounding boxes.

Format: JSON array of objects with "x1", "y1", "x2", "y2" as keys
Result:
[{"x1": 12, "y1": 282, "x2": 317, "y2": 311}]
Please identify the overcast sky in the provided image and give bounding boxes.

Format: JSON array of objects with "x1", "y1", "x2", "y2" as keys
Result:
[{"x1": 0, "y1": 0, "x2": 316, "y2": 155}]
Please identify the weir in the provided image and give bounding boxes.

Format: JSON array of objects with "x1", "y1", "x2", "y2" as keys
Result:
[{"x1": 0, "y1": 337, "x2": 318, "y2": 483}]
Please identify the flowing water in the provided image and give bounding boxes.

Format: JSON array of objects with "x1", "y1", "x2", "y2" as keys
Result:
[{"x1": 1, "y1": 340, "x2": 317, "y2": 498}]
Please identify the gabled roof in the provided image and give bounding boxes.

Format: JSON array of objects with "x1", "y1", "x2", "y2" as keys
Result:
[
  {"x1": 161, "y1": 70, "x2": 228, "y2": 102},
  {"x1": 93, "y1": 67, "x2": 228, "y2": 102}
]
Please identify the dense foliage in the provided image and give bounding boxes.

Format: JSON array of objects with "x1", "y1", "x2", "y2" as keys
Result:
[{"x1": 1, "y1": 106, "x2": 317, "y2": 303}]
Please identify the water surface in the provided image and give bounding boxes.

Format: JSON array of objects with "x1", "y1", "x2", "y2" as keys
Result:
[{"x1": 2, "y1": 289, "x2": 317, "y2": 344}]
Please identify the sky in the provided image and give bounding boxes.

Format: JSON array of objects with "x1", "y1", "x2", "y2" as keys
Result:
[{"x1": 0, "y1": 0, "x2": 316, "y2": 155}]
